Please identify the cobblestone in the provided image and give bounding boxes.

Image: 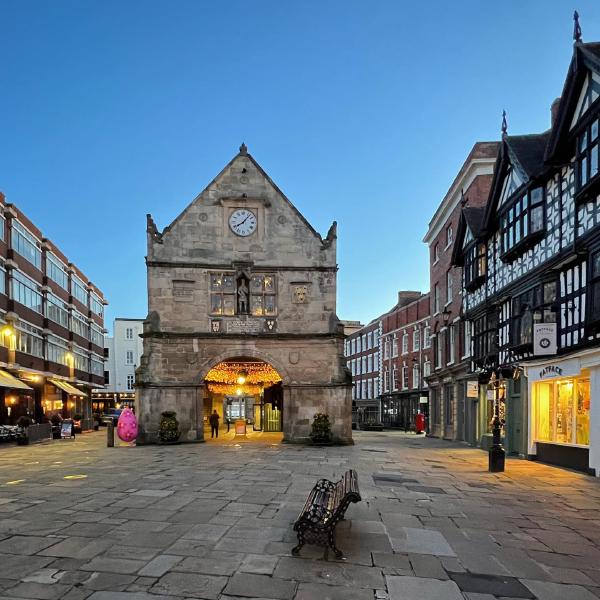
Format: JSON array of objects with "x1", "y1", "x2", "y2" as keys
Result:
[{"x1": 0, "y1": 430, "x2": 599, "y2": 599}]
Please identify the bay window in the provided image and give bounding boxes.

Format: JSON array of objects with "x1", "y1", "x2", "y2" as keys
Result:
[
  {"x1": 46, "y1": 293, "x2": 69, "y2": 328},
  {"x1": 47, "y1": 253, "x2": 68, "y2": 289},
  {"x1": 464, "y1": 242, "x2": 487, "y2": 291},
  {"x1": 500, "y1": 187, "x2": 545, "y2": 260},
  {"x1": 12, "y1": 221, "x2": 41, "y2": 269},
  {"x1": 472, "y1": 311, "x2": 498, "y2": 366},
  {"x1": 511, "y1": 282, "x2": 557, "y2": 348},
  {"x1": 12, "y1": 270, "x2": 42, "y2": 313},
  {"x1": 577, "y1": 117, "x2": 599, "y2": 192}
]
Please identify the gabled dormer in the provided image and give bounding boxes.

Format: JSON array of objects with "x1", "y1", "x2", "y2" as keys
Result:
[
  {"x1": 545, "y1": 38, "x2": 600, "y2": 202},
  {"x1": 483, "y1": 131, "x2": 550, "y2": 262},
  {"x1": 452, "y1": 207, "x2": 487, "y2": 292}
]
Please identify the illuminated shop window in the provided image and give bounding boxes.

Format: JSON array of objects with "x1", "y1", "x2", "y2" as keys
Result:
[{"x1": 534, "y1": 376, "x2": 590, "y2": 446}]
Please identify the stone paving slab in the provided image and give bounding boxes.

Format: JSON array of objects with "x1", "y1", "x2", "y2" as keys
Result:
[{"x1": 0, "y1": 431, "x2": 600, "y2": 599}]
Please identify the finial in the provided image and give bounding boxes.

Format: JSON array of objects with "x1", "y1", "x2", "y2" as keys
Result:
[
  {"x1": 501, "y1": 110, "x2": 508, "y2": 137},
  {"x1": 574, "y1": 10, "x2": 582, "y2": 42},
  {"x1": 239, "y1": 142, "x2": 248, "y2": 155}
]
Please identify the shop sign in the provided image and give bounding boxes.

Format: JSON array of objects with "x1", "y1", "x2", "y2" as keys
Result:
[
  {"x1": 466, "y1": 381, "x2": 479, "y2": 398},
  {"x1": 486, "y1": 389, "x2": 495, "y2": 401},
  {"x1": 538, "y1": 365, "x2": 564, "y2": 379},
  {"x1": 533, "y1": 323, "x2": 557, "y2": 356}
]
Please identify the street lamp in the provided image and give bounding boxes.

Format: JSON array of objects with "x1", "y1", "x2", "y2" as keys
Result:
[{"x1": 488, "y1": 370, "x2": 506, "y2": 472}]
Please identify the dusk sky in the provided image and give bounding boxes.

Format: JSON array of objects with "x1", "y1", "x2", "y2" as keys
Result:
[{"x1": 2, "y1": 1, "x2": 600, "y2": 332}]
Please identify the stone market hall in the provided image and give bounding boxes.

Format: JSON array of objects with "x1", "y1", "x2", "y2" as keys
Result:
[{"x1": 136, "y1": 145, "x2": 352, "y2": 443}]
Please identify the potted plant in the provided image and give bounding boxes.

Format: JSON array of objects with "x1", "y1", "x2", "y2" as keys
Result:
[
  {"x1": 310, "y1": 413, "x2": 332, "y2": 445},
  {"x1": 158, "y1": 411, "x2": 180, "y2": 443},
  {"x1": 16, "y1": 415, "x2": 32, "y2": 445},
  {"x1": 50, "y1": 414, "x2": 62, "y2": 439}
]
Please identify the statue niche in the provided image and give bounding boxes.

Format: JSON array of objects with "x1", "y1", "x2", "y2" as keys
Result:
[{"x1": 237, "y1": 274, "x2": 250, "y2": 315}]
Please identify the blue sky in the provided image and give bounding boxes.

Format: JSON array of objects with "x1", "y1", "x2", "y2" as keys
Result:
[{"x1": 1, "y1": 1, "x2": 599, "y2": 331}]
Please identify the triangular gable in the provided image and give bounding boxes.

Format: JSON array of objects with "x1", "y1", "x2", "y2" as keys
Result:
[
  {"x1": 498, "y1": 165, "x2": 526, "y2": 207},
  {"x1": 546, "y1": 42, "x2": 600, "y2": 163},
  {"x1": 157, "y1": 147, "x2": 324, "y2": 243},
  {"x1": 570, "y1": 71, "x2": 600, "y2": 129}
]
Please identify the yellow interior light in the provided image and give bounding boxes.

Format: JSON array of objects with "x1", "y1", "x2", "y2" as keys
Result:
[{"x1": 64, "y1": 475, "x2": 87, "y2": 480}]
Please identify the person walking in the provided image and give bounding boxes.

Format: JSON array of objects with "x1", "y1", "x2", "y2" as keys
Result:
[{"x1": 209, "y1": 410, "x2": 220, "y2": 438}]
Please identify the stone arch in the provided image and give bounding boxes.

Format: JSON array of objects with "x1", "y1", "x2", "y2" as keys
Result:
[{"x1": 197, "y1": 348, "x2": 292, "y2": 385}]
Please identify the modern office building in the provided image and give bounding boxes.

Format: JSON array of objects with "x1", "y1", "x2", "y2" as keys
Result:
[{"x1": 0, "y1": 192, "x2": 107, "y2": 430}]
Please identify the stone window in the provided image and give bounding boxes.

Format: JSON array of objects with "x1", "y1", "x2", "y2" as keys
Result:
[
  {"x1": 249, "y1": 275, "x2": 277, "y2": 316},
  {"x1": 210, "y1": 273, "x2": 235, "y2": 316}
]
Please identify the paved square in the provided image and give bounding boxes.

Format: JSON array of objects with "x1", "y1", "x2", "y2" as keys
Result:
[{"x1": 0, "y1": 431, "x2": 599, "y2": 599}]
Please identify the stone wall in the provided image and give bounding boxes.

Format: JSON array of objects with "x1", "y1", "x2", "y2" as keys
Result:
[{"x1": 137, "y1": 146, "x2": 352, "y2": 444}]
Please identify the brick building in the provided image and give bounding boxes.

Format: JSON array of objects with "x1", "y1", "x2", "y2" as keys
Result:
[
  {"x1": 423, "y1": 143, "x2": 498, "y2": 440},
  {"x1": 0, "y1": 193, "x2": 107, "y2": 431},
  {"x1": 344, "y1": 319, "x2": 381, "y2": 426},
  {"x1": 379, "y1": 291, "x2": 431, "y2": 430}
]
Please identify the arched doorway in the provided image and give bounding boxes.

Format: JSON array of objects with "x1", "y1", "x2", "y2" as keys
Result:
[{"x1": 203, "y1": 357, "x2": 283, "y2": 439}]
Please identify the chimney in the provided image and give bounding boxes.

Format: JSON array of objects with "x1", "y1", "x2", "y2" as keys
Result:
[
  {"x1": 397, "y1": 291, "x2": 422, "y2": 307},
  {"x1": 551, "y1": 97, "x2": 561, "y2": 127}
]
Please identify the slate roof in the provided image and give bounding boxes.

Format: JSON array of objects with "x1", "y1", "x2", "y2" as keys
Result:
[
  {"x1": 462, "y1": 207, "x2": 486, "y2": 238},
  {"x1": 505, "y1": 131, "x2": 551, "y2": 180}
]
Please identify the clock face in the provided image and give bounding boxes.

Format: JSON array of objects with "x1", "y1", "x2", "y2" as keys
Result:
[{"x1": 229, "y1": 209, "x2": 257, "y2": 237}]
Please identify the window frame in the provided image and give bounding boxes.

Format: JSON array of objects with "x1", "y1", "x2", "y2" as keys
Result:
[
  {"x1": 499, "y1": 186, "x2": 546, "y2": 262},
  {"x1": 464, "y1": 241, "x2": 487, "y2": 291},
  {"x1": 576, "y1": 114, "x2": 600, "y2": 198},
  {"x1": 11, "y1": 220, "x2": 42, "y2": 269}
]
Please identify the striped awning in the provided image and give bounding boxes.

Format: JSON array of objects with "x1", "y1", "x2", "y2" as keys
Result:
[
  {"x1": 0, "y1": 370, "x2": 33, "y2": 391},
  {"x1": 49, "y1": 378, "x2": 86, "y2": 397}
]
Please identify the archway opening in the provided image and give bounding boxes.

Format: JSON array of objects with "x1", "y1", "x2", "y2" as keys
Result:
[{"x1": 203, "y1": 357, "x2": 283, "y2": 439}]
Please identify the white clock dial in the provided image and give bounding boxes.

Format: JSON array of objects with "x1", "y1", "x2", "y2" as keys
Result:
[{"x1": 229, "y1": 209, "x2": 257, "y2": 237}]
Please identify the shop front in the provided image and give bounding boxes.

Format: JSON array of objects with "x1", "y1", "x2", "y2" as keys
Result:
[
  {"x1": 525, "y1": 350, "x2": 600, "y2": 475},
  {"x1": 381, "y1": 392, "x2": 426, "y2": 431}
]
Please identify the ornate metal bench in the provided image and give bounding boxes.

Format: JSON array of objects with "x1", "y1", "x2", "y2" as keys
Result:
[{"x1": 292, "y1": 469, "x2": 361, "y2": 558}]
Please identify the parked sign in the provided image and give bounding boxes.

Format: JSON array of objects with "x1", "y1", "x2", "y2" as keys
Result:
[
  {"x1": 60, "y1": 421, "x2": 74, "y2": 439},
  {"x1": 533, "y1": 323, "x2": 557, "y2": 356},
  {"x1": 467, "y1": 381, "x2": 479, "y2": 398}
]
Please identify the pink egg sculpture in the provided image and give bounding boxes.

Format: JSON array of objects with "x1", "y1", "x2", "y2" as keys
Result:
[{"x1": 117, "y1": 408, "x2": 138, "y2": 443}]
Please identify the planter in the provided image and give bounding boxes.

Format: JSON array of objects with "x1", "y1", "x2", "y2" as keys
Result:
[{"x1": 16, "y1": 436, "x2": 28, "y2": 446}]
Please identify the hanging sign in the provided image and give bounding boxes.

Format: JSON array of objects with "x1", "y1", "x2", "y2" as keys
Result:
[
  {"x1": 467, "y1": 381, "x2": 479, "y2": 398},
  {"x1": 533, "y1": 323, "x2": 557, "y2": 356}
]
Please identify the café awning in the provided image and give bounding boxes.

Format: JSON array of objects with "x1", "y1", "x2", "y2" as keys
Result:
[
  {"x1": 0, "y1": 370, "x2": 33, "y2": 391},
  {"x1": 49, "y1": 378, "x2": 86, "y2": 397}
]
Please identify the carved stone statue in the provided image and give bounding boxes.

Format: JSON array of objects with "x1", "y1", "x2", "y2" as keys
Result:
[{"x1": 237, "y1": 280, "x2": 249, "y2": 314}]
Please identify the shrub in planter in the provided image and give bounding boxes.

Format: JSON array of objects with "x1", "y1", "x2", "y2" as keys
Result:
[
  {"x1": 159, "y1": 411, "x2": 180, "y2": 443},
  {"x1": 310, "y1": 412, "x2": 332, "y2": 444},
  {"x1": 50, "y1": 414, "x2": 62, "y2": 426}
]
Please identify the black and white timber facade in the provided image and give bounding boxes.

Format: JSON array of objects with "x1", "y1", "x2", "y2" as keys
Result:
[{"x1": 454, "y1": 34, "x2": 600, "y2": 474}]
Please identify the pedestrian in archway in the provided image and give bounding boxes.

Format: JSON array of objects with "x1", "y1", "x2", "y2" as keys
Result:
[{"x1": 209, "y1": 410, "x2": 220, "y2": 438}]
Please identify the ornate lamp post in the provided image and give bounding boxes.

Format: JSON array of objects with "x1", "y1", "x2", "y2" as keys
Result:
[{"x1": 488, "y1": 370, "x2": 505, "y2": 472}]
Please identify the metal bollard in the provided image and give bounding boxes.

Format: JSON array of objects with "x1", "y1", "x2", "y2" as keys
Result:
[{"x1": 107, "y1": 421, "x2": 114, "y2": 447}]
